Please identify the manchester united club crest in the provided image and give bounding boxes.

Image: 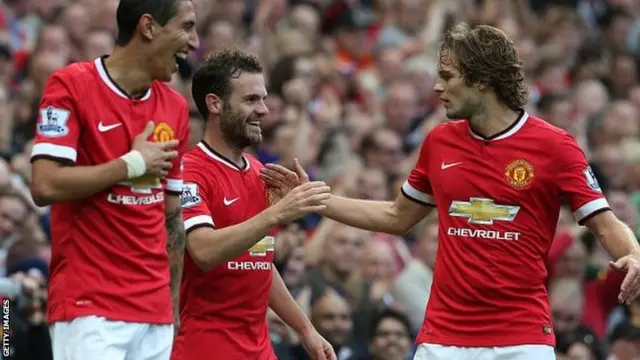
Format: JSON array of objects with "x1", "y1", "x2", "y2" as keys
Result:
[
  {"x1": 152, "y1": 122, "x2": 175, "y2": 142},
  {"x1": 504, "y1": 159, "x2": 534, "y2": 189}
]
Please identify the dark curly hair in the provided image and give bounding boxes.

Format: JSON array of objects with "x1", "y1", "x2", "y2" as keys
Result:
[
  {"x1": 192, "y1": 48, "x2": 263, "y2": 120},
  {"x1": 439, "y1": 22, "x2": 529, "y2": 110}
]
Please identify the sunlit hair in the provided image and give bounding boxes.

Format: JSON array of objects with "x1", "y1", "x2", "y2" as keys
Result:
[{"x1": 439, "y1": 22, "x2": 529, "y2": 110}]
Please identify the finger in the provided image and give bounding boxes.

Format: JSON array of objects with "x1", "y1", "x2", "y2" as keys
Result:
[
  {"x1": 260, "y1": 168, "x2": 287, "y2": 181},
  {"x1": 295, "y1": 181, "x2": 327, "y2": 193},
  {"x1": 261, "y1": 175, "x2": 284, "y2": 188},
  {"x1": 301, "y1": 185, "x2": 331, "y2": 195},
  {"x1": 620, "y1": 269, "x2": 636, "y2": 303},
  {"x1": 163, "y1": 151, "x2": 179, "y2": 160},
  {"x1": 158, "y1": 139, "x2": 180, "y2": 150},
  {"x1": 293, "y1": 158, "x2": 309, "y2": 182},
  {"x1": 626, "y1": 270, "x2": 640, "y2": 304},
  {"x1": 328, "y1": 349, "x2": 337, "y2": 360},
  {"x1": 161, "y1": 162, "x2": 173, "y2": 170},
  {"x1": 265, "y1": 163, "x2": 297, "y2": 176},
  {"x1": 299, "y1": 205, "x2": 327, "y2": 213},
  {"x1": 610, "y1": 259, "x2": 626, "y2": 270},
  {"x1": 139, "y1": 121, "x2": 155, "y2": 138}
]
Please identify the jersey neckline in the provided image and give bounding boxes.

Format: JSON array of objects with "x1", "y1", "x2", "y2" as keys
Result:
[
  {"x1": 468, "y1": 109, "x2": 529, "y2": 141},
  {"x1": 197, "y1": 141, "x2": 250, "y2": 171},
  {"x1": 95, "y1": 57, "x2": 152, "y2": 101}
]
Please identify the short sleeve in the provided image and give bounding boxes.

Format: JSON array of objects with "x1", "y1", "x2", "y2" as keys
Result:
[
  {"x1": 556, "y1": 133, "x2": 610, "y2": 224},
  {"x1": 165, "y1": 103, "x2": 190, "y2": 194},
  {"x1": 30, "y1": 73, "x2": 81, "y2": 165},
  {"x1": 181, "y1": 158, "x2": 215, "y2": 234},
  {"x1": 401, "y1": 132, "x2": 436, "y2": 206}
]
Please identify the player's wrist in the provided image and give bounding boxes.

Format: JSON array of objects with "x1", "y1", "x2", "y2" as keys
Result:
[{"x1": 120, "y1": 150, "x2": 146, "y2": 179}]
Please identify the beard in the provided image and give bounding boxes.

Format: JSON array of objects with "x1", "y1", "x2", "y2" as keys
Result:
[{"x1": 219, "y1": 102, "x2": 262, "y2": 149}]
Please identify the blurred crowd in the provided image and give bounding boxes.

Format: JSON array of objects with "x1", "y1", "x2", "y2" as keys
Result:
[{"x1": 1, "y1": 0, "x2": 640, "y2": 359}]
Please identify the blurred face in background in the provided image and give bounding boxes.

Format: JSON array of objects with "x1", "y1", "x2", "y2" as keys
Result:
[
  {"x1": 354, "y1": 167, "x2": 389, "y2": 201},
  {"x1": 205, "y1": 20, "x2": 236, "y2": 55},
  {"x1": 360, "y1": 239, "x2": 395, "y2": 281},
  {"x1": 369, "y1": 317, "x2": 412, "y2": 360},
  {"x1": 608, "y1": 190, "x2": 637, "y2": 232},
  {"x1": 554, "y1": 240, "x2": 587, "y2": 280},
  {"x1": 573, "y1": 80, "x2": 608, "y2": 118},
  {"x1": 610, "y1": 54, "x2": 637, "y2": 98},
  {"x1": 417, "y1": 223, "x2": 438, "y2": 269},
  {"x1": 289, "y1": 4, "x2": 320, "y2": 42},
  {"x1": 363, "y1": 129, "x2": 404, "y2": 176},
  {"x1": 311, "y1": 290, "x2": 353, "y2": 349},
  {"x1": 83, "y1": 29, "x2": 115, "y2": 61},
  {"x1": 61, "y1": 3, "x2": 90, "y2": 46},
  {"x1": 549, "y1": 278, "x2": 584, "y2": 335},
  {"x1": 282, "y1": 246, "x2": 306, "y2": 288},
  {"x1": 30, "y1": 51, "x2": 67, "y2": 90},
  {"x1": 384, "y1": 80, "x2": 419, "y2": 133},
  {"x1": 0, "y1": 196, "x2": 28, "y2": 241},
  {"x1": 38, "y1": 24, "x2": 71, "y2": 62},
  {"x1": 323, "y1": 225, "x2": 368, "y2": 277}
]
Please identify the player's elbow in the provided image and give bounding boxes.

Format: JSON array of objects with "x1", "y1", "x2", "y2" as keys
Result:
[
  {"x1": 186, "y1": 237, "x2": 221, "y2": 272},
  {"x1": 30, "y1": 180, "x2": 57, "y2": 206}
]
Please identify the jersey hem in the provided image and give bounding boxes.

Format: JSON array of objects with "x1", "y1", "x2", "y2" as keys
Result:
[
  {"x1": 577, "y1": 207, "x2": 611, "y2": 225},
  {"x1": 48, "y1": 308, "x2": 173, "y2": 325},
  {"x1": 30, "y1": 154, "x2": 75, "y2": 166},
  {"x1": 401, "y1": 188, "x2": 436, "y2": 207},
  {"x1": 185, "y1": 223, "x2": 215, "y2": 234},
  {"x1": 416, "y1": 333, "x2": 555, "y2": 348}
]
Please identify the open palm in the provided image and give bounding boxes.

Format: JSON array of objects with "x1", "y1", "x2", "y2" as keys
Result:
[{"x1": 262, "y1": 158, "x2": 309, "y2": 205}]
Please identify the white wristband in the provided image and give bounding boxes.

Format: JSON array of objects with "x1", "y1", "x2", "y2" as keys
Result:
[{"x1": 120, "y1": 150, "x2": 146, "y2": 179}]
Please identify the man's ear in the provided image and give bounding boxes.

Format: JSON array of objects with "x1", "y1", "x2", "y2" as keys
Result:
[
  {"x1": 137, "y1": 14, "x2": 156, "y2": 41},
  {"x1": 206, "y1": 94, "x2": 222, "y2": 115}
]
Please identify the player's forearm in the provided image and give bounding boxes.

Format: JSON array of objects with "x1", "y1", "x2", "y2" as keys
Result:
[
  {"x1": 268, "y1": 268, "x2": 313, "y2": 335},
  {"x1": 321, "y1": 195, "x2": 407, "y2": 234},
  {"x1": 31, "y1": 159, "x2": 128, "y2": 206},
  {"x1": 165, "y1": 196, "x2": 186, "y2": 328},
  {"x1": 187, "y1": 209, "x2": 279, "y2": 271},
  {"x1": 595, "y1": 216, "x2": 640, "y2": 260}
]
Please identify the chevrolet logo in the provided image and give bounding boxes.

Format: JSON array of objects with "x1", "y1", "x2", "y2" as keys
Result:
[
  {"x1": 448, "y1": 198, "x2": 520, "y2": 225},
  {"x1": 249, "y1": 236, "x2": 275, "y2": 256}
]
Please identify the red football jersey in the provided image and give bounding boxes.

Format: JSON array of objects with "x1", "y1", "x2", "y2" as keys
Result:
[
  {"x1": 402, "y1": 111, "x2": 609, "y2": 347},
  {"x1": 171, "y1": 141, "x2": 276, "y2": 360},
  {"x1": 30, "y1": 57, "x2": 190, "y2": 324}
]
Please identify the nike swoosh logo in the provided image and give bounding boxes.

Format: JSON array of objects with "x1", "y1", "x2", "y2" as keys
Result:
[
  {"x1": 441, "y1": 161, "x2": 463, "y2": 170},
  {"x1": 223, "y1": 197, "x2": 239, "y2": 206},
  {"x1": 98, "y1": 122, "x2": 122, "y2": 132}
]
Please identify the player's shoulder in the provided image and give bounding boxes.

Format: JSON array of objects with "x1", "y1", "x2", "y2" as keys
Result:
[
  {"x1": 524, "y1": 114, "x2": 570, "y2": 138},
  {"x1": 151, "y1": 81, "x2": 188, "y2": 108},
  {"x1": 45, "y1": 59, "x2": 98, "y2": 92},
  {"x1": 523, "y1": 113, "x2": 578, "y2": 150},
  {"x1": 427, "y1": 119, "x2": 467, "y2": 139}
]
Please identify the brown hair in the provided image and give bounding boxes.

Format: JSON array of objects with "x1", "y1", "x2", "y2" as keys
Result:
[{"x1": 439, "y1": 22, "x2": 529, "y2": 110}]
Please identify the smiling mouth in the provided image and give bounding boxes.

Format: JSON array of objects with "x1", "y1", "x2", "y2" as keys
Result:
[{"x1": 174, "y1": 52, "x2": 188, "y2": 66}]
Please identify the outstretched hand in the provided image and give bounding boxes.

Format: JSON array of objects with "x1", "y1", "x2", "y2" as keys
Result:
[
  {"x1": 261, "y1": 158, "x2": 309, "y2": 204},
  {"x1": 610, "y1": 253, "x2": 640, "y2": 304}
]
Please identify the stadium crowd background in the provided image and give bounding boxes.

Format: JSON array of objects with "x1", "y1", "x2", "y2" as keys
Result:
[{"x1": 1, "y1": 0, "x2": 640, "y2": 359}]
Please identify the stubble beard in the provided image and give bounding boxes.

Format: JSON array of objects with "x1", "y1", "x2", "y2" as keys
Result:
[{"x1": 220, "y1": 103, "x2": 262, "y2": 150}]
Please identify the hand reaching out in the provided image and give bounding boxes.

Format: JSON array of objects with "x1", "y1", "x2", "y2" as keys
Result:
[{"x1": 262, "y1": 158, "x2": 309, "y2": 204}]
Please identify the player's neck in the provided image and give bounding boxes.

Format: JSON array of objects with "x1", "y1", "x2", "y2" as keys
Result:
[
  {"x1": 104, "y1": 47, "x2": 153, "y2": 98},
  {"x1": 203, "y1": 130, "x2": 245, "y2": 168},
  {"x1": 468, "y1": 101, "x2": 520, "y2": 138}
]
